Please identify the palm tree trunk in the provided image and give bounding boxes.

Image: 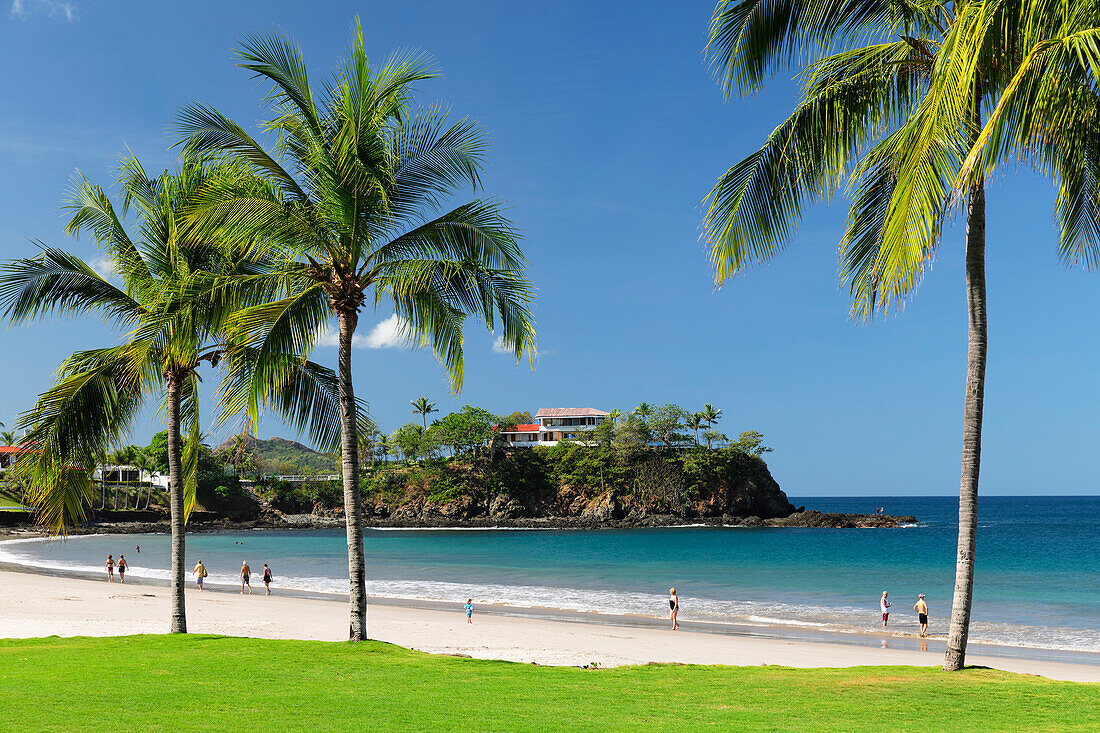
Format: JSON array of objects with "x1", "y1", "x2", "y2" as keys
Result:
[
  {"x1": 167, "y1": 376, "x2": 187, "y2": 634},
  {"x1": 338, "y1": 309, "x2": 368, "y2": 640},
  {"x1": 944, "y1": 119, "x2": 987, "y2": 670}
]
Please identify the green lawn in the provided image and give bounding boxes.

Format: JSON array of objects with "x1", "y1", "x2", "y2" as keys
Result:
[
  {"x1": 0, "y1": 636, "x2": 1096, "y2": 731},
  {"x1": 0, "y1": 488, "x2": 25, "y2": 508}
]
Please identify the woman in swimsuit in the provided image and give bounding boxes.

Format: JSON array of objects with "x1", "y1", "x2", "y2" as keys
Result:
[
  {"x1": 105, "y1": 555, "x2": 115, "y2": 583},
  {"x1": 669, "y1": 587, "x2": 679, "y2": 630},
  {"x1": 262, "y1": 564, "x2": 272, "y2": 595},
  {"x1": 117, "y1": 555, "x2": 128, "y2": 584}
]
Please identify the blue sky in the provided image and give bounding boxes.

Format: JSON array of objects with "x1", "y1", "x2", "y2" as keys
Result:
[{"x1": 1, "y1": 1, "x2": 1097, "y2": 496}]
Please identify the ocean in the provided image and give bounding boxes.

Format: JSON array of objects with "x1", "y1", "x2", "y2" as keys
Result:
[{"x1": 2, "y1": 496, "x2": 1097, "y2": 653}]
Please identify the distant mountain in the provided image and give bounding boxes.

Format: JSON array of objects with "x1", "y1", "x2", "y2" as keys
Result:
[{"x1": 215, "y1": 434, "x2": 337, "y2": 476}]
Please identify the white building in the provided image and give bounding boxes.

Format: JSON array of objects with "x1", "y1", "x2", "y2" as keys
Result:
[{"x1": 497, "y1": 408, "x2": 610, "y2": 448}]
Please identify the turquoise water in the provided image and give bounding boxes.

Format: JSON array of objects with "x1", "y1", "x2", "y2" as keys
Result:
[{"x1": 3, "y1": 496, "x2": 1097, "y2": 651}]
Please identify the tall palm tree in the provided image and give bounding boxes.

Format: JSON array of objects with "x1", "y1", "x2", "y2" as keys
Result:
[
  {"x1": 131, "y1": 452, "x2": 156, "y2": 510},
  {"x1": 376, "y1": 433, "x2": 392, "y2": 465},
  {"x1": 357, "y1": 413, "x2": 378, "y2": 468},
  {"x1": 0, "y1": 430, "x2": 16, "y2": 446},
  {"x1": 701, "y1": 404, "x2": 722, "y2": 449},
  {"x1": 705, "y1": 1, "x2": 1100, "y2": 670},
  {"x1": 686, "y1": 412, "x2": 705, "y2": 446},
  {"x1": 410, "y1": 395, "x2": 439, "y2": 429},
  {"x1": 0, "y1": 155, "x2": 340, "y2": 633},
  {"x1": 176, "y1": 24, "x2": 536, "y2": 641}
]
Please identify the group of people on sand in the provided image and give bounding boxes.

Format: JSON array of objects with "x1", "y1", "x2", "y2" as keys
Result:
[
  {"x1": 880, "y1": 590, "x2": 931, "y2": 637},
  {"x1": 192, "y1": 560, "x2": 274, "y2": 595}
]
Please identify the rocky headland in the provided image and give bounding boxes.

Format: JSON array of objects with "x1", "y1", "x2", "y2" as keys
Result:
[{"x1": 0, "y1": 445, "x2": 916, "y2": 534}]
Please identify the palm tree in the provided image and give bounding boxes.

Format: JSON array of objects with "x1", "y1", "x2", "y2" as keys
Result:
[
  {"x1": 0, "y1": 430, "x2": 16, "y2": 446},
  {"x1": 131, "y1": 452, "x2": 156, "y2": 510},
  {"x1": 685, "y1": 412, "x2": 705, "y2": 446},
  {"x1": 176, "y1": 24, "x2": 536, "y2": 641},
  {"x1": 0, "y1": 155, "x2": 339, "y2": 634},
  {"x1": 376, "y1": 433, "x2": 392, "y2": 465},
  {"x1": 705, "y1": 1, "x2": 1100, "y2": 670},
  {"x1": 357, "y1": 414, "x2": 378, "y2": 468},
  {"x1": 701, "y1": 404, "x2": 722, "y2": 449},
  {"x1": 410, "y1": 396, "x2": 439, "y2": 429}
]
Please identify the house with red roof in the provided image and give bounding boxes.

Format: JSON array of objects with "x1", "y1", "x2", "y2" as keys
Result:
[
  {"x1": 497, "y1": 408, "x2": 610, "y2": 448},
  {"x1": 0, "y1": 445, "x2": 30, "y2": 474}
]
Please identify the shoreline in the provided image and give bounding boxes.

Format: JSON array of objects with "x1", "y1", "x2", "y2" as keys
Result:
[
  {"x1": 2, "y1": 553, "x2": 1098, "y2": 681},
  {"x1": 1, "y1": 567, "x2": 1097, "y2": 682}
]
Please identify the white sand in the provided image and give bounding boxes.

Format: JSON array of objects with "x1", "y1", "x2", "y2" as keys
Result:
[{"x1": 1, "y1": 569, "x2": 1097, "y2": 682}]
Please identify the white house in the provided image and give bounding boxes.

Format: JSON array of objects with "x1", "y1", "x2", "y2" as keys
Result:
[{"x1": 497, "y1": 408, "x2": 610, "y2": 448}]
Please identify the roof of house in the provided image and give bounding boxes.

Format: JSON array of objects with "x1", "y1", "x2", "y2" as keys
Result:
[
  {"x1": 498, "y1": 424, "x2": 540, "y2": 433},
  {"x1": 0, "y1": 446, "x2": 28, "y2": 454},
  {"x1": 535, "y1": 408, "x2": 610, "y2": 418}
]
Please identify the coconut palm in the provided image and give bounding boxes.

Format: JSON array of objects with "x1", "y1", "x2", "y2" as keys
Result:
[
  {"x1": 175, "y1": 24, "x2": 536, "y2": 641},
  {"x1": 0, "y1": 430, "x2": 16, "y2": 446},
  {"x1": 0, "y1": 154, "x2": 341, "y2": 633},
  {"x1": 700, "y1": 404, "x2": 723, "y2": 449},
  {"x1": 410, "y1": 395, "x2": 439, "y2": 429},
  {"x1": 131, "y1": 452, "x2": 157, "y2": 509},
  {"x1": 685, "y1": 412, "x2": 705, "y2": 446},
  {"x1": 376, "y1": 433, "x2": 392, "y2": 465},
  {"x1": 705, "y1": 1, "x2": 1100, "y2": 669}
]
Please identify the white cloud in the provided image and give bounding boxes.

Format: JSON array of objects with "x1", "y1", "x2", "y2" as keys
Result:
[
  {"x1": 89, "y1": 255, "x2": 120, "y2": 283},
  {"x1": 10, "y1": 0, "x2": 77, "y2": 20},
  {"x1": 317, "y1": 315, "x2": 411, "y2": 350},
  {"x1": 491, "y1": 336, "x2": 508, "y2": 354}
]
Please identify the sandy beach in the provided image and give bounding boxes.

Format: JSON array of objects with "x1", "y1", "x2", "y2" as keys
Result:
[{"x1": 1, "y1": 569, "x2": 1097, "y2": 683}]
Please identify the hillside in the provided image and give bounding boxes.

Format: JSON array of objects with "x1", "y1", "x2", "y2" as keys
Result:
[
  {"x1": 357, "y1": 444, "x2": 798, "y2": 526},
  {"x1": 214, "y1": 434, "x2": 337, "y2": 476}
]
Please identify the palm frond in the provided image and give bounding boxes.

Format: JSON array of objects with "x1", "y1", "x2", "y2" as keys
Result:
[{"x1": 0, "y1": 245, "x2": 145, "y2": 326}]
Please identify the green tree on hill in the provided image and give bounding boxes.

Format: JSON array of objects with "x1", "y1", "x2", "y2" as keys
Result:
[
  {"x1": 701, "y1": 404, "x2": 722, "y2": 448},
  {"x1": 705, "y1": 0, "x2": 1100, "y2": 669},
  {"x1": 410, "y1": 396, "x2": 439, "y2": 429},
  {"x1": 686, "y1": 412, "x2": 705, "y2": 446}
]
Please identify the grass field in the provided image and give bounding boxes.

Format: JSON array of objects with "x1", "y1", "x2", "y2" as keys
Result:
[
  {"x1": 0, "y1": 636, "x2": 1096, "y2": 731},
  {"x1": 0, "y1": 488, "x2": 25, "y2": 508}
]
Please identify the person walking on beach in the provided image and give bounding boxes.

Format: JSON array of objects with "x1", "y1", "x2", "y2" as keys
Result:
[
  {"x1": 105, "y1": 555, "x2": 115, "y2": 582},
  {"x1": 240, "y1": 561, "x2": 252, "y2": 594},
  {"x1": 669, "y1": 588, "x2": 680, "y2": 630},
  {"x1": 913, "y1": 594, "x2": 930, "y2": 637},
  {"x1": 262, "y1": 564, "x2": 272, "y2": 595},
  {"x1": 465, "y1": 598, "x2": 473, "y2": 624},
  {"x1": 193, "y1": 560, "x2": 208, "y2": 591},
  {"x1": 117, "y1": 555, "x2": 128, "y2": 584},
  {"x1": 880, "y1": 591, "x2": 891, "y2": 628}
]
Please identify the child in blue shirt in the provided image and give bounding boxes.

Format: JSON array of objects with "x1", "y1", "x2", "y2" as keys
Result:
[{"x1": 465, "y1": 598, "x2": 473, "y2": 623}]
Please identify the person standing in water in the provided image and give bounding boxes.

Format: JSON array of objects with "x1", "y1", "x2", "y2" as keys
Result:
[
  {"x1": 117, "y1": 555, "x2": 128, "y2": 584},
  {"x1": 880, "y1": 591, "x2": 892, "y2": 628},
  {"x1": 262, "y1": 564, "x2": 272, "y2": 595},
  {"x1": 465, "y1": 598, "x2": 473, "y2": 624},
  {"x1": 135, "y1": 545, "x2": 140, "y2": 554},
  {"x1": 669, "y1": 588, "x2": 680, "y2": 630},
  {"x1": 913, "y1": 594, "x2": 930, "y2": 637},
  {"x1": 240, "y1": 561, "x2": 252, "y2": 594},
  {"x1": 193, "y1": 560, "x2": 208, "y2": 591},
  {"x1": 105, "y1": 555, "x2": 115, "y2": 582}
]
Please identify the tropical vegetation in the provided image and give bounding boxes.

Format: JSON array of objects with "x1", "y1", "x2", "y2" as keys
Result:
[
  {"x1": 704, "y1": 0, "x2": 1100, "y2": 670},
  {"x1": 0, "y1": 155, "x2": 340, "y2": 633},
  {"x1": 172, "y1": 25, "x2": 536, "y2": 640}
]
